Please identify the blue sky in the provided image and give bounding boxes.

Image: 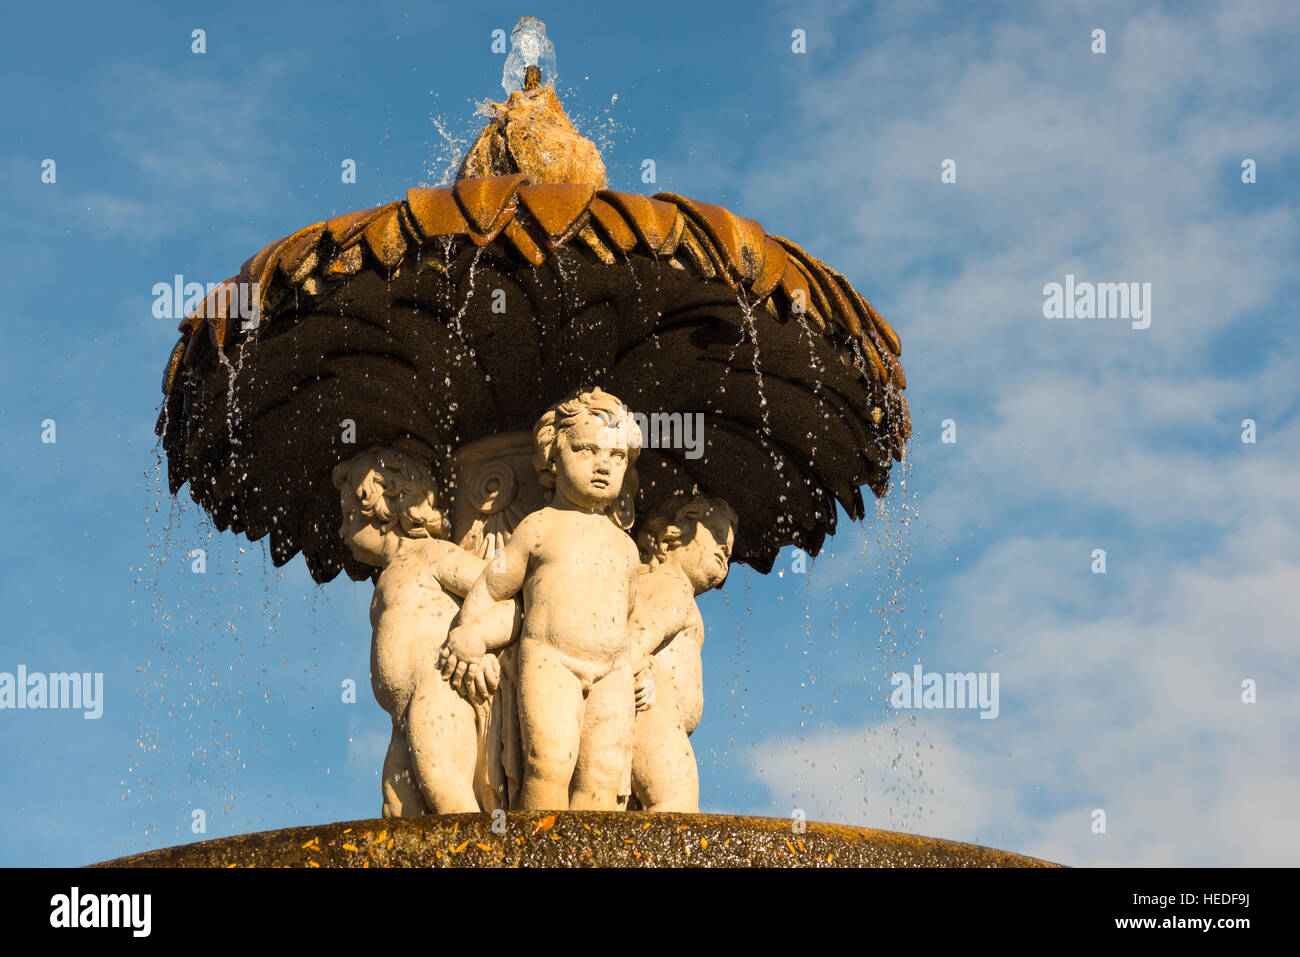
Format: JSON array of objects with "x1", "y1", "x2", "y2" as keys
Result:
[{"x1": 1, "y1": 0, "x2": 1296, "y2": 867}]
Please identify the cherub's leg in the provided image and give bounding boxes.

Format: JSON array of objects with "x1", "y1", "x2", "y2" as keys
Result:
[
  {"x1": 517, "y1": 640, "x2": 585, "y2": 811},
  {"x1": 570, "y1": 663, "x2": 636, "y2": 810},
  {"x1": 381, "y1": 724, "x2": 430, "y2": 817},
  {"x1": 631, "y1": 699, "x2": 699, "y2": 812},
  {"x1": 407, "y1": 660, "x2": 480, "y2": 813}
]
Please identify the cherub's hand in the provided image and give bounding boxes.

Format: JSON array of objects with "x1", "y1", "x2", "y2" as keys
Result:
[
  {"x1": 634, "y1": 657, "x2": 656, "y2": 712},
  {"x1": 479, "y1": 653, "x2": 501, "y2": 697},
  {"x1": 457, "y1": 653, "x2": 502, "y2": 705},
  {"x1": 439, "y1": 626, "x2": 487, "y2": 691},
  {"x1": 446, "y1": 624, "x2": 488, "y2": 664}
]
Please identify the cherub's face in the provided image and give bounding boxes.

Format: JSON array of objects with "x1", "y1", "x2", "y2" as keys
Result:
[
  {"x1": 337, "y1": 480, "x2": 386, "y2": 566},
  {"x1": 551, "y1": 413, "x2": 630, "y2": 511},
  {"x1": 670, "y1": 510, "x2": 736, "y2": 594}
]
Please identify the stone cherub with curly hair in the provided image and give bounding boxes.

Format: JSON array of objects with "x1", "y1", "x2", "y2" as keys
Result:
[
  {"x1": 628, "y1": 493, "x2": 737, "y2": 812},
  {"x1": 333, "y1": 443, "x2": 515, "y2": 816},
  {"x1": 439, "y1": 387, "x2": 643, "y2": 811}
]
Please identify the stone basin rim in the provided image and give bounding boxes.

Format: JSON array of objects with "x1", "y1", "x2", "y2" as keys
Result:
[{"x1": 90, "y1": 812, "x2": 1063, "y2": 868}]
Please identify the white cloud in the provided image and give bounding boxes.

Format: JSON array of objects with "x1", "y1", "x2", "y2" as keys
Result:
[{"x1": 756, "y1": 521, "x2": 1300, "y2": 865}]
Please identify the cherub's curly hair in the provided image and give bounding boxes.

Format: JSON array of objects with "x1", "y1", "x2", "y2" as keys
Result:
[
  {"x1": 532, "y1": 387, "x2": 642, "y2": 530},
  {"x1": 636, "y1": 493, "x2": 738, "y2": 566},
  {"x1": 331, "y1": 443, "x2": 449, "y2": 540}
]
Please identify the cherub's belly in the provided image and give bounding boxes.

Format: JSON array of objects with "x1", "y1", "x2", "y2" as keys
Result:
[
  {"x1": 522, "y1": 585, "x2": 630, "y2": 665},
  {"x1": 371, "y1": 591, "x2": 461, "y2": 717}
]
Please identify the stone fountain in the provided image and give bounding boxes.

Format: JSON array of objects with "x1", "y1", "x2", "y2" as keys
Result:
[{"x1": 119, "y1": 19, "x2": 1050, "y2": 867}]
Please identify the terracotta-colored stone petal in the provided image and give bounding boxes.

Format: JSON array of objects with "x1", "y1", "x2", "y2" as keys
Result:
[
  {"x1": 863, "y1": 297, "x2": 902, "y2": 356},
  {"x1": 326, "y1": 205, "x2": 384, "y2": 246},
  {"x1": 280, "y1": 227, "x2": 325, "y2": 279},
  {"x1": 244, "y1": 236, "x2": 291, "y2": 290},
  {"x1": 325, "y1": 243, "x2": 365, "y2": 277},
  {"x1": 661, "y1": 195, "x2": 766, "y2": 283},
  {"x1": 598, "y1": 191, "x2": 678, "y2": 254},
  {"x1": 777, "y1": 257, "x2": 814, "y2": 325},
  {"x1": 362, "y1": 207, "x2": 408, "y2": 269},
  {"x1": 576, "y1": 224, "x2": 616, "y2": 264},
  {"x1": 196, "y1": 282, "x2": 242, "y2": 346},
  {"x1": 254, "y1": 222, "x2": 333, "y2": 310},
  {"x1": 406, "y1": 188, "x2": 469, "y2": 238},
  {"x1": 751, "y1": 238, "x2": 788, "y2": 300},
  {"x1": 681, "y1": 220, "x2": 733, "y2": 287},
  {"x1": 502, "y1": 218, "x2": 546, "y2": 266},
  {"x1": 161, "y1": 337, "x2": 185, "y2": 395},
  {"x1": 587, "y1": 197, "x2": 637, "y2": 253},
  {"x1": 467, "y1": 220, "x2": 511, "y2": 247},
  {"x1": 517, "y1": 183, "x2": 594, "y2": 246},
  {"x1": 798, "y1": 253, "x2": 861, "y2": 339},
  {"x1": 674, "y1": 227, "x2": 716, "y2": 279},
  {"x1": 190, "y1": 283, "x2": 226, "y2": 323},
  {"x1": 854, "y1": 334, "x2": 889, "y2": 385},
  {"x1": 786, "y1": 253, "x2": 834, "y2": 330},
  {"x1": 662, "y1": 211, "x2": 687, "y2": 257},
  {"x1": 886, "y1": 351, "x2": 907, "y2": 389},
  {"x1": 897, "y1": 392, "x2": 912, "y2": 442},
  {"x1": 453, "y1": 173, "x2": 529, "y2": 234}
]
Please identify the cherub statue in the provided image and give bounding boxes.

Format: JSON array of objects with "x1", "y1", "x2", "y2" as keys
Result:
[
  {"x1": 333, "y1": 444, "x2": 514, "y2": 816},
  {"x1": 439, "y1": 387, "x2": 643, "y2": 811},
  {"x1": 628, "y1": 493, "x2": 738, "y2": 812}
]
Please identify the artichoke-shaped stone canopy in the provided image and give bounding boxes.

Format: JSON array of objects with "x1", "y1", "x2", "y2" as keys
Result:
[{"x1": 157, "y1": 76, "x2": 909, "y2": 584}]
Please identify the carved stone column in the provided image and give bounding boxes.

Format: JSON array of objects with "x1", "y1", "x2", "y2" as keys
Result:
[{"x1": 447, "y1": 431, "x2": 547, "y2": 559}]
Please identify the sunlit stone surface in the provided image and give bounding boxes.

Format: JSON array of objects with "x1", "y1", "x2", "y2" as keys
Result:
[{"x1": 94, "y1": 813, "x2": 1061, "y2": 868}]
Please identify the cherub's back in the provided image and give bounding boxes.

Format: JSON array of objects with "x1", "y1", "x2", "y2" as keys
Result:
[
  {"x1": 370, "y1": 539, "x2": 463, "y2": 716},
  {"x1": 373, "y1": 539, "x2": 461, "y2": 620}
]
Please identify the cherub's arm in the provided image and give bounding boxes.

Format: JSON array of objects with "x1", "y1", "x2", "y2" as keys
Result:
[
  {"x1": 458, "y1": 518, "x2": 534, "y2": 633},
  {"x1": 430, "y1": 544, "x2": 487, "y2": 598},
  {"x1": 628, "y1": 569, "x2": 690, "y2": 712},
  {"x1": 438, "y1": 517, "x2": 534, "y2": 695},
  {"x1": 626, "y1": 540, "x2": 640, "y2": 620},
  {"x1": 626, "y1": 572, "x2": 691, "y2": 665}
]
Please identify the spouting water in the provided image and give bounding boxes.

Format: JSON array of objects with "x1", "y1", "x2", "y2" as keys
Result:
[{"x1": 502, "y1": 18, "x2": 556, "y2": 95}]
